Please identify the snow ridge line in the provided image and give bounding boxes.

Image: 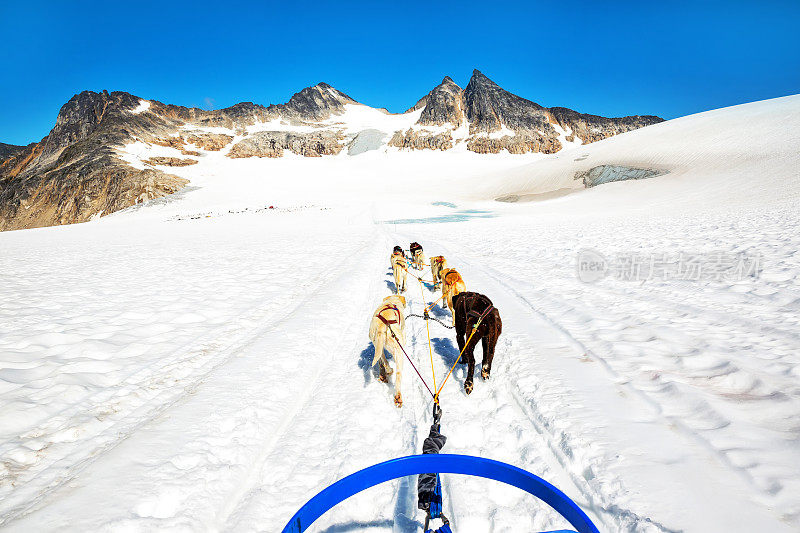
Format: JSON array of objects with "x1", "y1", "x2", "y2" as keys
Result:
[
  {"x1": 507, "y1": 387, "x2": 677, "y2": 533},
  {"x1": 487, "y1": 270, "x2": 770, "y2": 495}
]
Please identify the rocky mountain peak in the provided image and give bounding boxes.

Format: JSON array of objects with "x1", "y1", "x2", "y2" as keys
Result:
[
  {"x1": 285, "y1": 83, "x2": 357, "y2": 120},
  {"x1": 463, "y1": 70, "x2": 548, "y2": 133},
  {"x1": 440, "y1": 76, "x2": 458, "y2": 88},
  {"x1": 416, "y1": 76, "x2": 465, "y2": 126},
  {"x1": 39, "y1": 90, "x2": 139, "y2": 160}
]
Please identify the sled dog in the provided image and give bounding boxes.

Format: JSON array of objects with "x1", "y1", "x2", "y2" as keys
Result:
[
  {"x1": 390, "y1": 250, "x2": 407, "y2": 293},
  {"x1": 409, "y1": 242, "x2": 425, "y2": 270},
  {"x1": 430, "y1": 256, "x2": 448, "y2": 290},
  {"x1": 452, "y1": 292, "x2": 502, "y2": 394},
  {"x1": 369, "y1": 295, "x2": 408, "y2": 407},
  {"x1": 440, "y1": 268, "x2": 466, "y2": 324}
]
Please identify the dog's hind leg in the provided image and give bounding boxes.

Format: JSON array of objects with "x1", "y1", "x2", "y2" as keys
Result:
[
  {"x1": 463, "y1": 332, "x2": 480, "y2": 395},
  {"x1": 480, "y1": 336, "x2": 491, "y2": 380},
  {"x1": 392, "y1": 341, "x2": 404, "y2": 407},
  {"x1": 483, "y1": 313, "x2": 501, "y2": 380},
  {"x1": 372, "y1": 336, "x2": 389, "y2": 383},
  {"x1": 455, "y1": 306, "x2": 467, "y2": 364}
]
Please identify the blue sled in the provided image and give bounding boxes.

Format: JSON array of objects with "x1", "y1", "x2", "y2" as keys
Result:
[{"x1": 282, "y1": 454, "x2": 600, "y2": 533}]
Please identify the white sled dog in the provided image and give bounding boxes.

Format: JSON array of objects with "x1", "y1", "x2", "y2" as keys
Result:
[
  {"x1": 369, "y1": 295, "x2": 407, "y2": 407},
  {"x1": 430, "y1": 256, "x2": 448, "y2": 290},
  {"x1": 390, "y1": 251, "x2": 407, "y2": 293}
]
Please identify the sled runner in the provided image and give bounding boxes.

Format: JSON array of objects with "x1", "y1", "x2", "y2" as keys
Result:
[
  {"x1": 282, "y1": 406, "x2": 599, "y2": 533},
  {"x1": 281, "y1": 454, "x2": 599, "y2": 533}
]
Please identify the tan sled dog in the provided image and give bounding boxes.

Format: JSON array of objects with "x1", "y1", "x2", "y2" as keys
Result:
[
  {"x1": 440, "y1": 268, "x2": 466, "y2": 324},
  {"x1": 430, "y1": 256, "x2": 448, "y2": 290},
  {"x1": 369, "y1": 295, "x2": 407, "y2": 407},
  {"x1": 390, "y1": 252, "x2": 407, "y2": 293},
  {"x1": 413, "y1": 249, "x2": 427, "y2": 270}
]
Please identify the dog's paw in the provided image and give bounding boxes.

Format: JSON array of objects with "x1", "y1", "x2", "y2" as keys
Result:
[
  {"x1": 378, "y1": 373, "x2": 388, "y2": 383},
  {"x1": 481, "y1": 367, "x2": 490, "y2": 380},
  {"x1": 464, "y1": 381, "x2": 473, "y2": 395},
  {"x1": 394, "y1": 393, "x2": 403, "y2": 408}
]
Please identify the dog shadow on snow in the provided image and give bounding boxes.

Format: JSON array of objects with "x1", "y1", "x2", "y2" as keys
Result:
[
  {"x1": 427, "y1": 302, "x2": 449, "y2": 320},
  {"x1": 358, "y1": 343, "x2": 398, "y2": 385},
  {"x1": 432, "y1": 337, "x2": 467, "y2": 391},
  {"x1": 384, "y1": 279, "x2": 397, "y2": 293}
]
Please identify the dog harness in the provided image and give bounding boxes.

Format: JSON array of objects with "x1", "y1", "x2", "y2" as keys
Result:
[
  {"x1": 461, "y1": 293, "x2": 495, "y2": 327},
  {"x1": 443, "y1": 271, "x2": 461, "y2": 285},
  {"x1": 376, "y1": 304, "x2": 402, "y2": 327}
]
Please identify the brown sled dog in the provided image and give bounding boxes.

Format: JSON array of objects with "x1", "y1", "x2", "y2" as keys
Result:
[
  {"x1": 369, "y1": 295, "x2": 407, "y2": 407},
  {"x1": 440, "y1": 268, "x2": 466, "y2": 324},
  {"x1": 452, "y1": 292, "x2": 502, "y2": 394},
  {"x1": 430, "y1": 256, "x2": 448, "y2": 290}
]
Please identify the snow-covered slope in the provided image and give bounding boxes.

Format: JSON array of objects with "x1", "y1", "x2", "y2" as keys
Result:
[
  {"x1": 482, "y1": 94, "x2": 800, "y2": 211},
  {"x1": 0, "y1": 96, "x2": 798, "y2": 532}
]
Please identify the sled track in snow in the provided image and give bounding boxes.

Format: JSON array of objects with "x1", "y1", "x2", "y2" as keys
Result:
[
  {"x1": 482, "y1": 265, "x2": 777, "y2": 496},
  {"x1": 385, "y1": 234, "x2": 616, "y2": 531},
  {"x1": 0, "y1": 239, "x2": 375, "y2": 528},
  {"x1": 417, "y1": 236, "x2": 683, "y2": 533},
  {"x1": 214, "y1": 238, "x2": 380, "y2": 528}
]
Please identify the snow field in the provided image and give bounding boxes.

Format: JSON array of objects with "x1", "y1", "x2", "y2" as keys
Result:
[{"x1": 1, "y1": 94, "x2": 798, "y2": 532}]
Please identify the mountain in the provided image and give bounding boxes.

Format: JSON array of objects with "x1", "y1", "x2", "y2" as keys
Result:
[
  {"x1": 0, "y1": 71, "x2": 663, "y2": 231},
  {"x1": 390, "y1": 70, "x2": 663, "y2": 154},
  {"x1": 0, "y1": 142, "x2": 26, "y2": 160}
]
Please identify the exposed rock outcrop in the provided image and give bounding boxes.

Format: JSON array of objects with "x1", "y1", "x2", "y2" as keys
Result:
[
  {"x1": 180, "y1": 132, "x2": 233, "y2": 151},
  {"x1": 388, "y1": 129, "x2": 453, "y2": 151},
  {"x1": 227, "y1": 131, "x2": 344, "y2": 158},
  {"x1": 0, "y1": 143, "x2": 26, "y2": 160},
  {"x1": 0, "y1": 159, "x2": 187, "y2": 231},
  {"x1": 467, "y1": 133, "x2": 561, "y2": 154},
  {"x1": 145, "y1": 157, "x2": 199, "y2": 167}
]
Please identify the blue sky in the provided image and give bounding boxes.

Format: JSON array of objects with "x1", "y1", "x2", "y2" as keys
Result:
[{"x1": 1, "y1": 0, "x2": 798, "y2": 145}]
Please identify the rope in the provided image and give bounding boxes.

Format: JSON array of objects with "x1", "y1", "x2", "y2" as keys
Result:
[
  {"x1": 405, "y1": 313, "x2": 455, "y2": 330},
  {"x1": 418, "y1": 276, "x2": 437, "y2": 396},
  {"x1": 384, "y1": 322, "x2": 436, "y2": 399},
  {"x1": 424, "y1": 293, "x2": 445, "y2": 313},
  {"x1": 403, "y1": 265, "x2": 434, "y2": 284}
]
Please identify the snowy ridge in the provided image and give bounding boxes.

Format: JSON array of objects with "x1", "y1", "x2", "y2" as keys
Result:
[{"x1": 482, "y1": 94, "x2": 800, "y2": 209}]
